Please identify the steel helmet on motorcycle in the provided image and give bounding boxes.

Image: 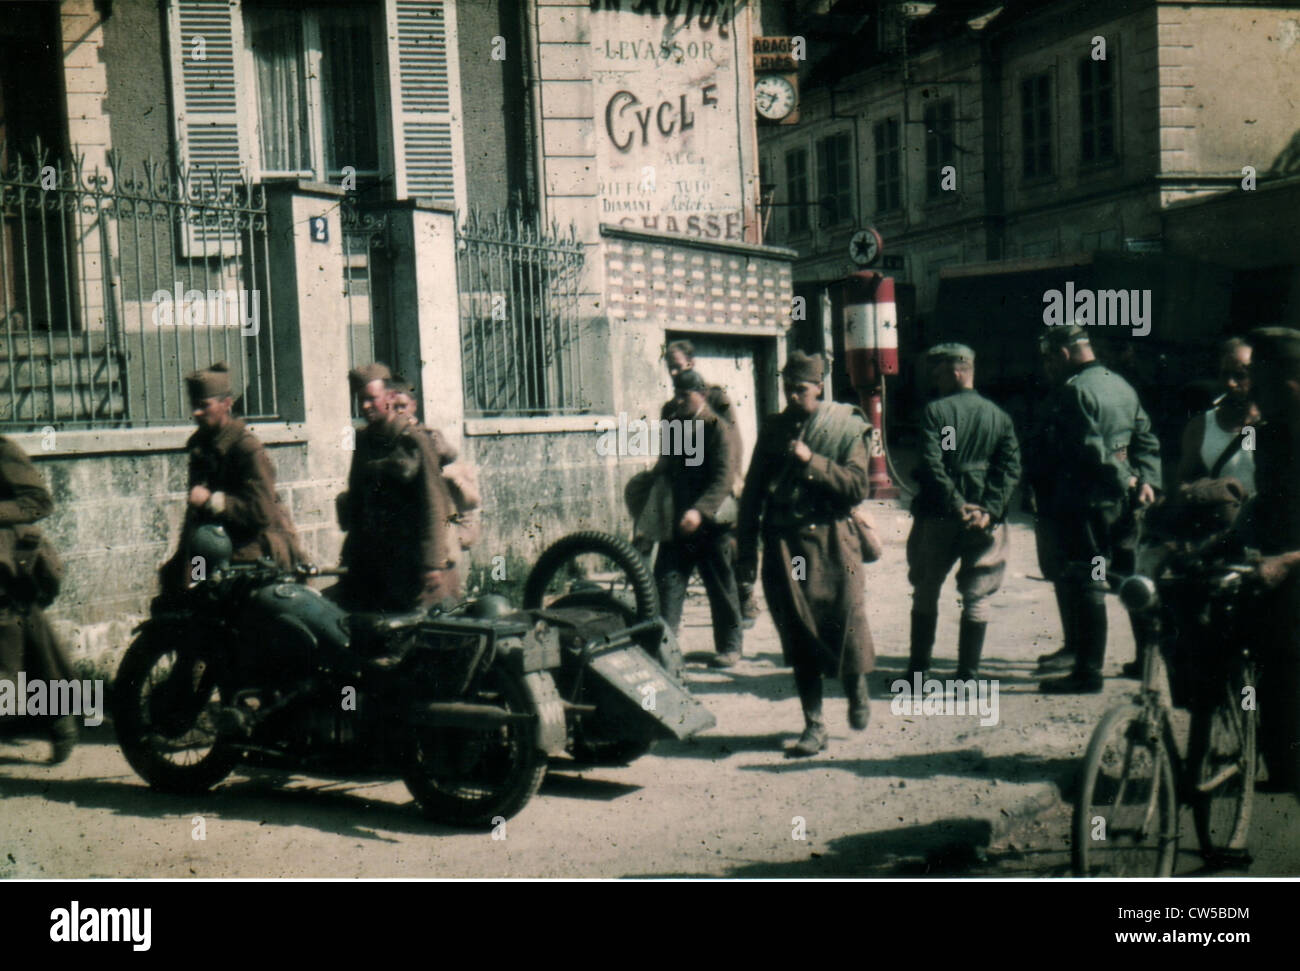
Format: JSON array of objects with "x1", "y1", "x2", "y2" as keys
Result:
[
  {"x1": 465, "y1": 593, "x2": 515, "y2": 619},
  {"x1": 188, "y1": 524, "x2": 233, "y2": 574}
]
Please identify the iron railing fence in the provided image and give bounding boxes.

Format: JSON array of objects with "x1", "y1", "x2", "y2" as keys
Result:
[
  {"x1": 0, "y1": 144, "x2": 278, "y2": 429},
  {"x1": 456, "y1": 209, "x2": 587, "y2": 418},
  {"x1": 341, "y1": 195, "x2": 393, "y2": 417}
]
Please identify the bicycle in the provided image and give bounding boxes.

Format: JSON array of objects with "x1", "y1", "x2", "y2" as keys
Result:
[{"x1": 1072, "y1": 546, "x2": 1259, "y2": 877}]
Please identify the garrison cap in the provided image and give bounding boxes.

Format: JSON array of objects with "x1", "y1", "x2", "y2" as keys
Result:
[
  {"x1": 390, "y1": 373, "x2": 417, "y2": 395},
  {"x1": 782, "y1": 350, "x2": 825, "y2": 385},
  {"x1": 926, "y1": 342, "x2": 975, "y2": 366},
  {"x1": 186, "y1": 361, "x2": 233, "y2": 400},
  {"x1": 672, "y1": 368, "x2": 708, "y2": 393},
  {"x1": 1039, "y1": 324, "x2": 1090, "y2": 353},
  {"x1": 1248, "y1": 327, "x2": 1300, "y2": 367},
  {"x1": 348, "y1": 362, "x2": 392, "y2": 392}
]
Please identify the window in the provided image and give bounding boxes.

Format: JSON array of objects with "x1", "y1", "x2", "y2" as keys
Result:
[
  {"x1": 1079, "y1": 57, "x2": 1116, "y2": 164},
  {"x1": 1020, "y1": 72, "x2": 1053, "y2": 179},
  {"x1": 816, "y1": 132, "x2": 854, "y2": 227},
  {"x1": 245, "y1": 3, "x2": 384, "y2": 184},
  {"x1": 873, "y1": 118, "x2": 901, "y2": 212},
  {"x1": 785, "y1": 147, "x2": 810, "y2": 236},
  {"x1": 924, "y1": 99, "x2": 956, "y2": 200}
]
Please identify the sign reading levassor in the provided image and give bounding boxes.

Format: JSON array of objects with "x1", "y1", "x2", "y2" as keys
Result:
[{"x1": 593, "y1": 1, "x2": 751, "y2": 242}]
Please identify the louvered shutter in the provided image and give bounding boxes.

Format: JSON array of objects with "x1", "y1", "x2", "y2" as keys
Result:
[
  {"x1": 167, "y1": 0, "x2": 246, "y2": 188},
  {"x1": 384, "y1": 0, "x2": 466, "y2": 210}
]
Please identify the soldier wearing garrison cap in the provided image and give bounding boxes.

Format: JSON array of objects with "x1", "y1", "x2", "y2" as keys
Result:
[
  {"x1": 1241, "y1": 327, "x2": 1300, "y2": 795},
  {"x1": 651, "y1": 364, "x2": 744, "y2": 666},
  {"x1": 905, "y1": 343, "x2": 1021, "y2": 687},
  {"x1": 661, "y1": 339, "x2": 759, "y2": 624},
  {"x1": 161, "y1": 362, "x2": 305, "y2": 592},
  {"x1": 336, "y1": 363, "x2": 459, "y2": 612},
  {"x1": 737, "y1": 350, "x2": 875, "y2": 755},
  {"x1": 1028, "y1": 325, "x2": 1162, "y2": 693}
]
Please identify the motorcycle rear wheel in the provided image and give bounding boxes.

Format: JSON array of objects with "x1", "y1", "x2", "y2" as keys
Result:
[
  {"x1": 113, "y1": 626, "x2": 239, "y2": 795},
  {"x1": 403, "y1": 666, "x2": 549, "y2": 827}
]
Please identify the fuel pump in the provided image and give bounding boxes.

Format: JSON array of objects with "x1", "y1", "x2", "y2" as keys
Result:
[{"x1": 842, "y1": 271, "x2": 899, "y2": 499}]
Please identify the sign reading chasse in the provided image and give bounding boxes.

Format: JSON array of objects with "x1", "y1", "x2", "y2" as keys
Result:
[{"x1": 592, "y1": 1, "x2": 751, "y2": 242}]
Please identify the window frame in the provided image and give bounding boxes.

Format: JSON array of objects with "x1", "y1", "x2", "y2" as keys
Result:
[
  {"x1": 924, "y1": 98, "x2": 957, "y2": 202},
  {"x1": 1020, "y1": 71, "x2": 1055, "y2": 182},
  {"x1": 1078, "y1": 55, "x2": 1117, "y2": 167},
  {"x1": 873, "y1": 117, "x2": 902, "y2": 214},
  {"x1": 241, "y1": 1, "x2": 391, "y2": 186},
  {"x1": 816, "y1": 130, "x2": 854, "y2": 228}
]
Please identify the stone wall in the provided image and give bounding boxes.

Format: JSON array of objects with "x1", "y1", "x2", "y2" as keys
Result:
[{"x1": 14, "y1": 431, "x2": 343, "y2": 672}]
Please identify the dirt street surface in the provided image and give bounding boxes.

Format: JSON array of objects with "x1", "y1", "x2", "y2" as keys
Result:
[{"x1": 1, "y1": 504, "x2": 1296, "y2": 878}]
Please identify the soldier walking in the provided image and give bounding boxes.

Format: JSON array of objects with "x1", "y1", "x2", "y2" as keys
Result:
[
  {"x1": 1028, "y1": 327, "x2": 1161, "y2": 693},
  {"x1": 654, "y1": 368, "x2": 744, "y2": 667},
  {"x1": 906, "y1": 344, "x2": 1021, "y2": 685},
  {"x1": 737, "y1": 351, "x2": 874, "y2": 756},
  {"x1": 665, "y1": 340, "x2": 759, "y2": 625}
]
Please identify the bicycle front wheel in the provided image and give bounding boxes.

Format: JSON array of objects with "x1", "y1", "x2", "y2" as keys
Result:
[
  {"x1": 1074, "y1": 703, "x2": 1179, "y2": 877},
  {"x1": 1190, "y1": 661, "x2": 1257, "y2": 865}
]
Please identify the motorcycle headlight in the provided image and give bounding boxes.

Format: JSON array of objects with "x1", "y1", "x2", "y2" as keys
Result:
[{"x1": 1119, "y1": 574, "x2": 1159, "y2": 613}]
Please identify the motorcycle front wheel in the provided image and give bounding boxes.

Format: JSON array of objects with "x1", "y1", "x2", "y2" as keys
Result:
[
  {"x1": 113, "y1": 625, "x2": 239, "y2": 794},
  {"x1": 403, "y1": 666, "x2": 549, "y2": 827}
]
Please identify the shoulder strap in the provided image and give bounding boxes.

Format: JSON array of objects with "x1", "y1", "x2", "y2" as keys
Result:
[{"x1": 1209, "y1": 425, "x2": 1247, "y2": 479}]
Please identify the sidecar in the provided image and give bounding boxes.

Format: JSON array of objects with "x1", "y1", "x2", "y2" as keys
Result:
[{"x1": 392, "y1": 529, "x2": 716, "y2": 823}]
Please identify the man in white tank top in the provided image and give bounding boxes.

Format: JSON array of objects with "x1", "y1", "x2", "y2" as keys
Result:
[{"x1": 1175, "y1": 338, "x2": 1259, "y2": 494}]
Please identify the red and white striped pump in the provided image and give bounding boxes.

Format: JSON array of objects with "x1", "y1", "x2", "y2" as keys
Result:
[{"x1": 842, "y1": 271, "x2": 899, "y2": 498}]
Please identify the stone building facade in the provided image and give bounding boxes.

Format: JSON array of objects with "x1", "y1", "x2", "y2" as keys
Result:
[{"x1": 0, "y1": 0, "x2": 793, "y2": 664}]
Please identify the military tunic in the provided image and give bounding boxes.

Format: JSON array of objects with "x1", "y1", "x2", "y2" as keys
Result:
[
  {"x1": 653, "y1": 403, "x2": 742, "y2": 655},
  {"x1": 908, "y1": 389, "x2": 1021, "y2": 617},
  {"x1": 340, "y1": 412, "x2": 458, "y2": 611},
  {"x1": 0, "y1": 437, "x2": 74, "y2": 717},
  {"x1": 182, "y1": 418, "x2": 303, "y2": 567},
  {"x1": 737, "y1": 402, "x2": 874, "y2": 677},
  {"x1": 1029, "y1": 361, "x2": 1162, "y2": 583}
]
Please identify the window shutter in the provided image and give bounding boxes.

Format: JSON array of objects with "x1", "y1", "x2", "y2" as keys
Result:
[
  {"x1": 167, "y1": 0, "x2": 246, "y2": 189},
  {"x1": 384, "y1": 0, "x2": 466, "y2": 210}
]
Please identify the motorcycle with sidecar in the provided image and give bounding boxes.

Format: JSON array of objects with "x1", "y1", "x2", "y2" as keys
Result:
[{"x1": 112, "y1": 528, "x2": 713, "y2": 826}]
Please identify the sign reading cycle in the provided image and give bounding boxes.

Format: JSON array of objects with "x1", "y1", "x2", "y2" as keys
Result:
[{"x1": 592, "y1": 1, "x2": 750, "y2": 241}]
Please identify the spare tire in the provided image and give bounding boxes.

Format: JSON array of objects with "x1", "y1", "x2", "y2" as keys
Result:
[{"x1": 523, "y1": 530, "x2": 659, "y2": 621}]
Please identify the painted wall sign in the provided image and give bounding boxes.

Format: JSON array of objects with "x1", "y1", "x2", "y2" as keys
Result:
[
  {"x1": 592, "y1": 0, "x2": 751, "y2": 242},
  {"x1": 753, "y1": 36, "x2": 798, "y2": 72}
]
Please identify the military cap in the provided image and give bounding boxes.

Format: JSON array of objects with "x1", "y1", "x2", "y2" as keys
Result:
[
  {"x1": 186, "y1": 361, "x2": 232, "y2": 400},
  {"x1": 348, "y1": 362, "x2": 392, "y2": 392},
  {"x1": 782, "y1": 350, "x2": 824, "y2": 385},
  {"x1": 1248, "y1": 327, "x2": 1300, "y2": 367},
  {"x1": 1039, "y1": 324, "x2": 1090, "y2": 352},
  {"x1": 672, "y1": 368, "x2": 708, "y2": 393},
  {"x1": 926, "y1": 342, "x2": 975, "y2": 365},
  {"x1": 390, "y1": 373, "x2": 417, "y2": 395}
]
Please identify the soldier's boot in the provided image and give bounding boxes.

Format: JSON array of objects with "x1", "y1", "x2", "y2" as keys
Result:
[
  {"x1": 845, "y1": 673, "x2": 870, "y2": 731},
  {"x1": 955, "y1": 618, "x2": 987, "y2": 683},
  {"x1": 908, "y1": 611, "x2": 938, "y2": 684},
  {"x1": 49, "y1": 714, "x2": 78, "y2": 765},
  {"x1": 1041, "y1": 597, "x2": 1106, "y2": 694},
  {"x1": 1037, "y1": 585, "x2": 1078, "y2": 672},
  {"x1": 790, "y1": 668, "x2": 828, "y2": 757}
]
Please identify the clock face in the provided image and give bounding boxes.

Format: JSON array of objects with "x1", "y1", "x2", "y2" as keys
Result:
[
  {"x1": 849, "y1": 228, "x2": 882, "y2": 267},
  {"x1": 754, "y1": 75, "x2": 796, "y2": 121}
]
